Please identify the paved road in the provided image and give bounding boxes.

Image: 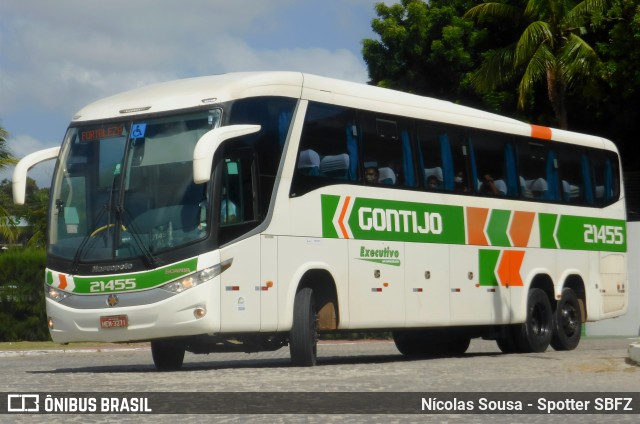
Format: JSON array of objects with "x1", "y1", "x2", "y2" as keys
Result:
[{"x1": 1, "y1": 337, "x2": 639, "y2": 423}]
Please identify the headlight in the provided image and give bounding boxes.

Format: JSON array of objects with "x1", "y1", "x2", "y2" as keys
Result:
[
  {"x1": 45, "y1": 284, "x2": 71, "y2": 302},
  {"x1": 160, "y1": 261, "x2": 230, "y2": 294}
]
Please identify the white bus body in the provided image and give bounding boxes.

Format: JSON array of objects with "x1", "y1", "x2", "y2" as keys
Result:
[{"x1": 13, "y1": 72, "x2": 627, "y2": 369}]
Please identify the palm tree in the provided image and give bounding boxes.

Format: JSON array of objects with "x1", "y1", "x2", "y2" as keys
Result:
[
  {"x1": 465, "y1": 0, "x2": 608, "y2": 129},
  {"x1": 0, "y1": 125, "x2": 19, "y2": 243},
  {"x1": 0, "y1": 125, "x2": 16, "y2": 167}
]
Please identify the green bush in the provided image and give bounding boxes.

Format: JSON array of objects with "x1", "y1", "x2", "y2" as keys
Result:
[{"x1": 0, "y1": 249, "x2": 50, "y2": 341}]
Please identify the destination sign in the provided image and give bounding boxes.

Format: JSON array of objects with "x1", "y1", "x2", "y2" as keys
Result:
[{"x1": 80, "y1": 126, "x2": 125, "y2": 142}]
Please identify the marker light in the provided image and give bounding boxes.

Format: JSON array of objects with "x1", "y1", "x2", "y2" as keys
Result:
[
  {"x1": 45, "y1": 285, "x2": 71, "y2": 302},
  {"x1": 194, "y1": 307, "x2": 207, "y2": 319},
  {"x1": 48, "y1": 317, "x2": 54, "y2": 329},
  {"x1": 160, "y1": 261, "x2": 231, "y2": 294}
]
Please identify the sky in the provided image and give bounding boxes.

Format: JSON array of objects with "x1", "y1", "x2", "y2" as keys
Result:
[{"x1": 0, "y1": 0, "x2": 387, "y2": 188}]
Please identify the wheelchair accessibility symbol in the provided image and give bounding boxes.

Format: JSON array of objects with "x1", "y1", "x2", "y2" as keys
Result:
[{"x1": 130, "y1": 123, "x2": 147, "y2": 139}]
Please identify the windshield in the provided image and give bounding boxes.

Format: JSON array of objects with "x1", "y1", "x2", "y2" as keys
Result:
[{"x1": 49, "y1": 109, "x2": 222, "y2": 263}]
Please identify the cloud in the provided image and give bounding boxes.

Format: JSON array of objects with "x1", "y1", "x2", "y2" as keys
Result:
[
  {"x1": 201, "y1": 35, "x2": 368, "y2": 82},
  {"x1": 0, "y1": 0, "x2": 378, "y2": 190},
  {"x1": 0, "y1": 0, "x2": 370, "y2": 119},
  {"x1": 0, "y1": 135, "x2": 56, "y2": 188}
]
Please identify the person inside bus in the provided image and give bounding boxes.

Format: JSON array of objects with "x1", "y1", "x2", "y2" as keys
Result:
[
  {"x1": 220, "y1": 198, "x2": 237, "y2": 224},
  {"x1": 480, "y1": 173, "x2": 507, "y2": 195},
  {"x1": 220, "y1": 187, "x2": 237, "y2": 225},
  {"x1": 426, "y1": 174, "x2": 439, "y2": 190},
  {"x1": 454, "y1": 171, "x2": 468, "y2": 192},
  {"x1": 364, "y1": 166, "x2": 379, "y2": 184}
]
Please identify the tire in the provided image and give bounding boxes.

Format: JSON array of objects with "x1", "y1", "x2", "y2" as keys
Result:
[
  {"x1": 496, "y1": 326, "x2": 520, "y2": 354},
  {"x1": 550, "y1": 288, "x2": 582, "y2": 351},
  {"x1": 393, "y1": 330, "x2": 470, "y2": 357},
  {"x1": 151, "y1": 340, "x2": 185, "y2": 371},
  {"x1": 393, "y1": 331, "x2": 427, "y2": 356},
  {"x1": 289, "y1": 287, "x2": 318, "y2": 366},
  {"x1": 514, "y1": 288, "x2": 553, "y2": 353},
  {"x1": 445, "y1": 337, "x2": 471, "y2": 356}
]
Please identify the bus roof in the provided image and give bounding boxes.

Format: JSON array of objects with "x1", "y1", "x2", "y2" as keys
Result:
[{"x1": 71, "y1": 71, "x2": 615, "y2": 151}]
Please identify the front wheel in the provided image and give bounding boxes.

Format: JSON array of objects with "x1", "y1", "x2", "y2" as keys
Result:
[
  {"x1": 514, "y1": 288, "x2": 553, "y2": 353},
  {"x1": 289, "y1": 287, "x2": 318, "y2": 366},
  {"x1": 550, "y1": 288, "x2": 582, "y2": 351},
  {"x1": 151, "y1": 340, "x2": 185, "y2": 371}
]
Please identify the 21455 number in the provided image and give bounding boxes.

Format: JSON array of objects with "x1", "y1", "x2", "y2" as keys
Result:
[{"x1": 583, "y1": 224, "x2": 624, "y2": 245}]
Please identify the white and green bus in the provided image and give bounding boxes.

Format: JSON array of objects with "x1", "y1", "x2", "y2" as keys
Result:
[{"x1": 13, "y1": 72, "x2": 627, "y2": 369}]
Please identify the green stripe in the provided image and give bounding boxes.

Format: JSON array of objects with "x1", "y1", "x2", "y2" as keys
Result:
[
  {"x1": 555, "y1": 216, "x2": 626, "y2": 252},
  {"x1": 322, "y1": 195, "x2": 626, "y2": 253},
  {"x1": 64, "y1": 258, "x2": 198, "y2": 294},
  {"x1": 346, "y1": 197, "x2": 465, "y2": 244},
  {"x1": 321, "y1": 195, "x2": 340, "y2": 239},
  {"x1": 486, "y1": 209, "x2": 511, "y2": 247},
  {"x1": 539, "y1": 213, "x2": 558, "y2": 249},
  {"x1": 479, "y1": 249, "x2": 500, "y2": 287}
]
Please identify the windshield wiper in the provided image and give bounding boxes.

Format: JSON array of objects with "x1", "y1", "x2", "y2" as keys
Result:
[
  {"x1": 70, "y1": 204, "x2": 109, "y2": 274},
  {"x1": 115, "y1": 204, "x2": 163, "y2": 268}
]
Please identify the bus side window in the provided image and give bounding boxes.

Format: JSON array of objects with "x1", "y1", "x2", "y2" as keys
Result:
[
  {"x1": 468, "y1": 129, "x2": 508, "y2": 196},
  {"x1": 290, "y1": 102, "x2": 358, "y2": 197},
  {"x1": 416, "y1": 124, "x2": 444, "y2": 190},
  {"x1": 360, "y1": 113, "x2": 413, "y2": 187},
  {"x1": 416, "y1": 123, "x2": 466, "y2": 192},
  {"x1": 557, "y1": 145, "x2": 593, "y2": 205},
  {"x1": 220, "y1": 160, "x2": 240, "y2": 226},
  {"x1": 591, "y1": 149, "x2": 620, "y2": 206},
  {"x1": 217, "y1": 150, "x2": 260, "y2": 245},
  {"x1": 518, "y1": 141, "x2": 549, "y2": 199}
]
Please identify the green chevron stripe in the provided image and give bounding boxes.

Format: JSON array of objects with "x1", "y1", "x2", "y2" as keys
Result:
[
  {"x1": 479, "y1": 249, "x2": 500, "y2": 287},
  {"x1": 486, "y1": 209, "x2": 512, "y2": 247}
]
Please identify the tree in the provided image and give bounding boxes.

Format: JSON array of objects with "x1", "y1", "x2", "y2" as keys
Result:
[
  {"x1": 592, "y1": 0, "x2": 640, "y2": 170},
  {"x1": 0, "y1": 125, "x2": 15, "y2": 169},
  {"x1": 0, "y1": 178, "x2": 48, "y2": 248},
  {"x1": 362, "y1": 0, "x2": 490, "y2": 106},
  {"x1": 0, "y1": 125, "x2": 19, "y2": 243},
  {"x1": 464, "y1": 0, "x2": 611, "y2": 129}
]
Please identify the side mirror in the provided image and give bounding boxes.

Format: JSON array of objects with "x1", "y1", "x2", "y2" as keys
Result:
[
  {"x1": 12, "y1": 146, "x2": 60, "y2": 204},
  {"x1": 192, "y1": 124, "x2": 261, "y2": 184}
]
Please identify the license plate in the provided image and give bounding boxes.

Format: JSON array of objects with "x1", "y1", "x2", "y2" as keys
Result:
[{"x1": 100, "y1": 315, "x2": 128, "y2": 329}]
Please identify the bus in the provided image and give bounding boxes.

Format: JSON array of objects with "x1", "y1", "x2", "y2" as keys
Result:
[{"x1": 13, "y1": 72, "x2": 627, "y2": 370}]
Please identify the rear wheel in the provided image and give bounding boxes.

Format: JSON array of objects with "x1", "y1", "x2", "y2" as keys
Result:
[
  {"x1": 496, "y1": 326, "x2": 520, "y2": 354},
  {"x1": 393, "y1": 330, "x2": 470, "y2": 357},
  {"x1": 514, "y1": 288, "x2": 553, "y2": 353},
  {"x1": 446, "y1": 337, "x2": 471, "y2": 356},
  {"x1": 289, "y1": 287, "x2": 318, "y2": 366},
  {"x1": 151, "y1": 340, "x2": 185, "y2": 371},
  {"x1": 550, "y1": 288, "x2": 582, "y2": 351}
]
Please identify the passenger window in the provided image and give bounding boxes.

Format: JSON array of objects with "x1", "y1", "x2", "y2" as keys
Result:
[
  {"x1": 468, "y1": 130, "x2": 516, "y2": 197},
  {"x1": 518, "y1": 141, "x2": 556, "y2": 200},
  {"x1": 228, "y1": 96, "x2": 296, "y2": 215},
  {"x1": 290, "y1": 102, "x2": 358, "y2": 197},
  {"x1": 557, "y1": 146, "x2": 593, "y2": 205},
  {"x1": 360, "y1": 113, "x2": 415, "y2": 187},
  {"x1": 416, "y1": 123, "x2": 468, "y2": 192},
  {"x1": 591, "y1": 150, "x2": 620, "y2": 206}
]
